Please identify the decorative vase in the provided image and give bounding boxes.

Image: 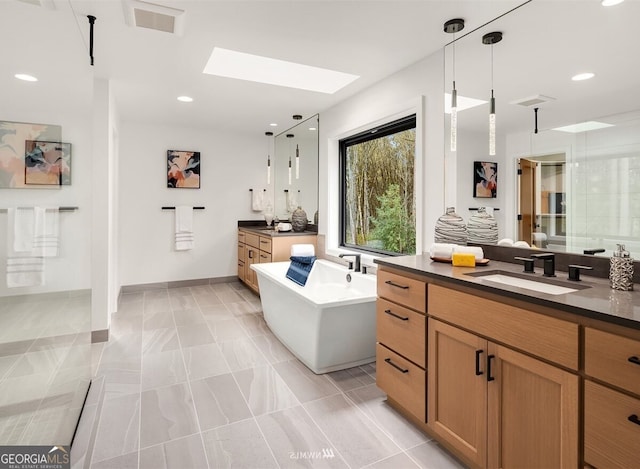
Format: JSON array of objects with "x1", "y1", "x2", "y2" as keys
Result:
[
  {"x1": 434, "y1": 207, "x2": 467, "y2": 245},
  {"x1": 291, "y1": 206, "x2": 308, "y2": 232},
  {"x1": 467, "y1": 207, "x2": 498, "y2": 244}
]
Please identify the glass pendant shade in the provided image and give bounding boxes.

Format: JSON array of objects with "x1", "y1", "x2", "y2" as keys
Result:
[
  {"x1": 267, "y1": 156, "x2": 271, "y2": 185},
  {"x1": 489, "y1": 91, "x2": 496, "y2": 156},
  {"x1": 295, "y1": 144, "x2": 300, "y2": 179},
  {"x1": 450, "y1": 86, "x2": 457, "y2": 151},
  {"x1": 288, "y1": 156, "x2": 292, "y2": 185}
]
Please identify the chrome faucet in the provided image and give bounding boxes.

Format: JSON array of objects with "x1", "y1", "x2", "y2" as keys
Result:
[
  {"x1": 339, "y1": 253, "x2": 361, "y2": 273},
  {"x1": 531, "y1": 253, "x2": 556, "y2": 277}
]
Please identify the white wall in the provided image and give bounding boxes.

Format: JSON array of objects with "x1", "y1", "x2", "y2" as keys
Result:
[
  {"x1": 318, "y1": 50, "x2": 444, "y2": 257},
  {"x1": 0, "y1": 109, "x2": 93, "y2": 297},
  {"x1": 118, "y1": 122, "x2": 266, "y2": 286}
]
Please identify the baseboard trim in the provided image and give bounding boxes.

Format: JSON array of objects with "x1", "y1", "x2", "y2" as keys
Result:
[
  {"x1": 91, "y1": 329, "x2": 109, "y2": 343},
  {"x1": 120, "y1": 276, "x2": 238, "y2": 293}
]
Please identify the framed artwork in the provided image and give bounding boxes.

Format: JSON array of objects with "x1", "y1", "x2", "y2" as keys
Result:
[
  {"x1": 167, "y1": 150, "x2": 200, "y2": 188},
  {"x1": 474, "y1": 161, "x2": 497, "y2": 198},
  {"x1": 0, "y1": 120, "x2": 62, "y2": 188},
  {"x1": 24, "y1": 140, "x2": 71, "y2": 186}
]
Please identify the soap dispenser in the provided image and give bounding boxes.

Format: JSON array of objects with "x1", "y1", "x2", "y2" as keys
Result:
[{"x1": 610, "y1": 244, "x2": 634, "y2": 291}]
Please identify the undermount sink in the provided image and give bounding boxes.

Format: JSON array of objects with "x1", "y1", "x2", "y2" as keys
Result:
[{"x1": 465, "y1": 270, "x2": 591, "y2": 296}]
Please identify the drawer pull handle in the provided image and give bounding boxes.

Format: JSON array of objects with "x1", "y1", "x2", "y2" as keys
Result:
[
  {"x1": 384, "y1": 358, "x2": 409, "y2": 373},
  {"x1": 475, "y1": 350, "x2": 484, "y2": 376},
  {"x1": 260, "y1": 254, "x2": 268, "y2": 258},
  {"x1": 384, "y1": 309, "x2": 409, "y2": 321},
  {"x1": 629, "y1": 356, "x2": 640, "y2": 366},
  {"x1": 260, "y1": 240, "x2": 269, "y2": 244},
  {"x1": 487, "y1": 354, "x2": 495, "y2": 382},
  {"x1": 385, "y1": 280, "x2": 409, "y2": 290},
  {"x1": 629, "y1": 414, "x2": 640, "y2": 426}
]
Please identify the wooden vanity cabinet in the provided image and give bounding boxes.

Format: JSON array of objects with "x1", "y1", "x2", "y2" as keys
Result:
[
  {"x1": 237, "y1": 228, "x2": 316, "y2": 294},
  {"x1": 376, "y1": 267, "x2": 427, "y2": 422},
  {"x1": 427, "y1": 284, "x2": 579, "y2": 468},
  {"x1": 584, "y1": 328, "x2": 640, "y2": 469}
]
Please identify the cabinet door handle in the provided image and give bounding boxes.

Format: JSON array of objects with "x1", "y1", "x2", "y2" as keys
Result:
[
  {"x1": 629, "y1": 414, "x2": 640, "y2": 426},
  {"x1": 628, "y1": 356, "x2": 640, "y2": 366},
  {"x1": 475, "y1": 350, "x2": 484, "y2": 376},
  {"x1": 384, "y1": 309, "x2": 409, "y2": 321},
  {"x1": 487, "y1": 354, "x2": 495, "y2": 382},
  {"x1": 248, "y1": 250, "x2": 253, "y2": 259},
  {"x1": 385, "y1": 280, "x2": 409, "y2": 290},
  {"x1": 384, "y1": 357, "x2": 409, "y2": 373}
]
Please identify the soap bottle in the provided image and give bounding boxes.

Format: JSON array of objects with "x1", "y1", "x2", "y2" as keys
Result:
[{"x1": 610, "y1": 244, "x2": 634, "y2": 291}]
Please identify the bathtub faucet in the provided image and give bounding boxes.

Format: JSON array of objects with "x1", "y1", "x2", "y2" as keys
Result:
[{"x1": 339, "y1": 253, "x2": 361, "y2": 273}]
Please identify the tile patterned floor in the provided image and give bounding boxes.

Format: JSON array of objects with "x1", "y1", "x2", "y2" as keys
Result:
[{"x1": 88, "y1": 281, "x2": 467, "y2": 469}]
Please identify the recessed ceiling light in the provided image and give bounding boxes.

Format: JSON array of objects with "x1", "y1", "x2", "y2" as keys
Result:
[
  {"x1": 571, "y1": 72, "x2": 595, "y2": 81},
  {"x1": 15, "y1": 73, "x2": 38, "y2": 82},
  {"x1": 444, "y1": 93, "x2": 487, "y2": 113},
  {"x1": 203, "y1": 47, "x2": 359, "y2": 94},
  {"x1": 602, "y1": 0, "x2": 624, "y2": 6},
  {"x1": 552, "y1": 121, "x2": 614, "y2": 133},
  {"x1": 177, "y1": 96, "x2": 193, "y2": 102},
  {"x1": 308, "y1": 127, "x2": 317, "y2": 131},
  {"x1": 269, "y1": 123, "x2": 278, "y2": 127}
]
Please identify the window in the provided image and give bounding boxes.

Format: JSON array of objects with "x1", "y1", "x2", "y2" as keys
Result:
[{"x1": 340, "y1": 115, "x2": 416, "y2": 255}]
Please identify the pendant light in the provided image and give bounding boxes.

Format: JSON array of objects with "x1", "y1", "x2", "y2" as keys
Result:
[
  {"x1": 265, "y1": 131, "x2": 273, "y2": 185},
  {"x1": 286, "y1": 134, "x2": 294, "y2": 185},
  {"x1": 483, "y1": 31, "x2": 502, "y2": 156},
  {"x1": 444, "y1": 18, "x2": 465, "y2": 152},
  {"x1": 295, "y1": 144, "x2": 300, "y2": 179}
]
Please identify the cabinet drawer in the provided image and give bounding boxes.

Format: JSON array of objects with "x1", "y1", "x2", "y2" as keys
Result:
[
  {"x1": 585, "y1": 328, "x2": 640, "y2": 396},
  {"x1": 377, "y1": 298, "x2": 425, "y2": 368},
  {"x1": 428, "y1": 284, "x2": 579, "y2": 370},
  {"x1": 584, "y1": 380, "x2": 640, "y2": 469},
  {"x1": 259, "y1": 251, "x2": 272, "y2": 263},
  {"x1": 237, "y1": 243, "x2": 245, "y2": 261},
  {"x1": 376, "y1": 343, "x2": 426, "y2": 421},
  {"x1": 258, "y1": 236, "x2": 272, "y2": 254},
  {"x1": 377, "y1": 269, "x2": 426, "y2": 312},
  {"x1": 237, "y1": 260, "x2": 245, "y2": 279},
  {"x1": 238, "y1": 231, "x2": 245, "y2": 244},
  {"x1": 244, "y1": 232, "x2": 260, "y2": 249}
]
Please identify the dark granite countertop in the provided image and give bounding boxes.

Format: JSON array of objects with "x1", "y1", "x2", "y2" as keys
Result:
[
  {"x1": 374, "y1": 254, "x2": 640, "y2": 330},
  {"x1": 238, "y1": 226, "x2": 318, "y2": 238}
]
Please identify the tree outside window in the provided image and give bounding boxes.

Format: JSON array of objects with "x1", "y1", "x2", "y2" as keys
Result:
[{"x1": 340, "y1": 115, "x2": 416, "y2": 255}]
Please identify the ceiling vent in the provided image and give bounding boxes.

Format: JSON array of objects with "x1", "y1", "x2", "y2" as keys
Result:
[
  {"x1": 16, "y1": 0, "x2": 55, "y2": 9},
  {"x1": 122, "y1": 0, "x2": 185, "y2": 36},
  {"x1": 510, "y1": 94, "x2": 556, "y2": 107}
]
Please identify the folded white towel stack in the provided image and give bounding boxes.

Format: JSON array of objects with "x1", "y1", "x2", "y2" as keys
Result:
[
  {"x1": 251, "y1": 190, "x2": 264, "y2": 212},
  {"x1": 291, "y1": 244, "x2": 315, "y2": 257},
  {"x1": 175, "y1": 206, "x2": 194, "y2": 251},
  {"x1": 429, "y1": 243, "x2": 456, "y2": 259},
  {"x1": 452, "y1": 245, "x2": 485, "y2": 261},
  {"x1": 6, "y1": 208, "x2": 44, "y2": 288},
  {"x1": 33, "y1": 207, "x2": 59, "y2": 257}
]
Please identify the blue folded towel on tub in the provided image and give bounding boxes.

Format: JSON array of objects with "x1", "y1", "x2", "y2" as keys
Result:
[{"x1": 286, "y1": 256, "x2": 316, "y2": 286}]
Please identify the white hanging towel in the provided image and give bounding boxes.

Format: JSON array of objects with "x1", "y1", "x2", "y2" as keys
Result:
[
  {"x1": 175, "y1": 206, "x2": 194, "y2": 251},
  {"x1": 6, "y1": 208, "x2": 44, "y2": 288},
  {"x1": 291, "y1": 244, "x2": 315, "y2": 257},
  {"x1": 13, "y1": 207, "x2": 35, "y2": 252},
  {"x1": 33, "y1": 207, "x2": 59, "y2": 257},
  {"x1": 251, "y1": 190, "x2": 264, "y2": 212}
]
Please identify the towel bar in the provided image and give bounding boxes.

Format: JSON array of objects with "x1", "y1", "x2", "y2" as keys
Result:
[{"x1": 161, "y1": 207, "x2": 205, "y2": 210}]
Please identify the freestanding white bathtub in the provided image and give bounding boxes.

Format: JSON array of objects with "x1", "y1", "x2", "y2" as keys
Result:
[{"x1": 251, "y1": 259, "x2": 377, "y2": 374}]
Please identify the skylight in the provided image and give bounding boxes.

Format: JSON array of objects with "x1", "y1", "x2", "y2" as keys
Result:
[
  {"x1": 552, "y1": 121, "x2": 614, "y2": 133},
  {"x1": 202, "y1": 48, "x2": 359, "y2": 94},
  {"x1": 444, "y1": 93, "x2": 487, "y2": 113}
]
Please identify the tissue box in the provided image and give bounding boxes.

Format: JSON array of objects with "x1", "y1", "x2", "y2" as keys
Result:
[{"x1": 452, "y1": 252, "x2": 476, "y2": 267}]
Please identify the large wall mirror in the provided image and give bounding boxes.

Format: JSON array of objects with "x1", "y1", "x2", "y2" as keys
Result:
[
  {"x1": 445, "y1": 0, "x2": 640, "y2": 258},
  {"x1": 274, "y1": 114, "x2": 319, "y2": 223}
]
